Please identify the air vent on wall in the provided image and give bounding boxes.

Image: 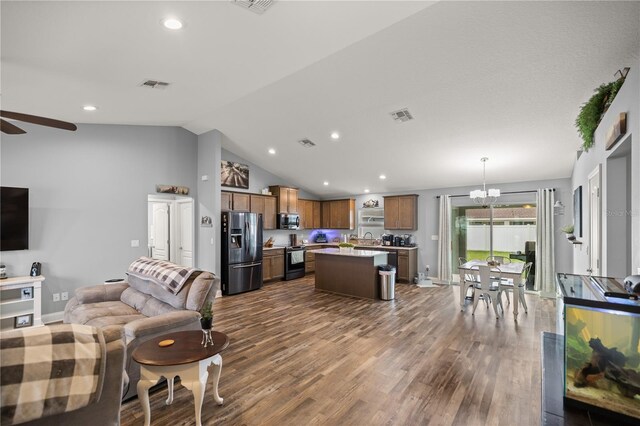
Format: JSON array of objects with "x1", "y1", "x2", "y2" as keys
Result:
[
  {"x1": 232, "y1": 0, "x2": 275, "y2": 15},
  {"x1": 140, "y1": 80, "x2": 170, "y2": 89},
  {"x1": 298, "y1": 138, "x2": 316, "y2": 148},
  {"x1": 390, "y1": 108, "x2": 414, "y2": 123}
]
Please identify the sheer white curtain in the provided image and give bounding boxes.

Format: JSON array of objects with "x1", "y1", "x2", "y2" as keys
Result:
[
  {"x1": 437, "y1": 195, "x2": 452, "y2": 284},
  {"x1": 535, "y1": 188, "x2": 556, "y2": 297}
]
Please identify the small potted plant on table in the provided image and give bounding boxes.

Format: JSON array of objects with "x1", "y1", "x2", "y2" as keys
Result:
[{"x1": 199, "y1": 301, "x2": 214, "y2": 347}]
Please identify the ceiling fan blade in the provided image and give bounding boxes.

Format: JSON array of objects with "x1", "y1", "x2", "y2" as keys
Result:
[
  {"x1": 0, "y1": 110, "x2": 77, "y2": 131},
  {"x1": 1, "y1": 119, "x2": 26, "y2": 134}
]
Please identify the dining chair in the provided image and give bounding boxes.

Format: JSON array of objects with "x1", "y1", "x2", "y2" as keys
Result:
[
  {"x1": 472, "y1": 265, "x2": 501, "y2": 319},
  {"x1": 498, "y1": 262, "x2": 531, "y2": 314},
  {"x1": 458, "y1": 257, "x2": 479, "y2": 307}
]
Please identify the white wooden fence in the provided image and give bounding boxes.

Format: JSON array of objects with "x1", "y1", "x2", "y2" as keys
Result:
[{"x1": 466, "y1": 225, "x2": 536, "y2": 252}]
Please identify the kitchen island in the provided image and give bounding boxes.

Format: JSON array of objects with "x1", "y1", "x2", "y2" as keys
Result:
[{"x1": 310, "y1": 248, "x2": 388, "y2": 299}]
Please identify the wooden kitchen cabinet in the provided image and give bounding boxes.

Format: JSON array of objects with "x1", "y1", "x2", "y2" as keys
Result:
[
  {"x1": 383, "y1": 194, "x2": 418, "y2": 230},
  {"x1": 269, "y1": 186, "x2": 299, "y2": 214},
  {"x1": 221, "y1": 192, "x2": 232, "y2": 211},
  {"x1": 397, "y1": 249, "x2": 417, "y2": 283},
  {"x1": 305, "y1": 250, "x2": 315, "y2": 273},
  {"x1": 263, "y1": 249, "x2": 285, "y2": 282},
  {"x1": 250, "y1": 194, "x2": 277, "y2": 230},
  {"x1": 263, "y1": 196, "x2": 277, "y2": 230},
  {"x1": 321, "y1": 201, "x2": 331, "y2": 228},
  {"x1": 221, "y1": 191, "x2": 250, "y2": 212},
  {"x1": 321, "y1": 199, "x2": 355, "y2": 229},
  {"x1": 299, "y1": 199, "x2": 322, "y2": 230}
]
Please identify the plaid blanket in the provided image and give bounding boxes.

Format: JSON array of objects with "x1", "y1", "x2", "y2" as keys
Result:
[
  {"x1": 1, "y1": 324, "x2": 106, "y2": 425},
  {"x1": 128, "y1": 256, "x2": 198, "y2": 295}
]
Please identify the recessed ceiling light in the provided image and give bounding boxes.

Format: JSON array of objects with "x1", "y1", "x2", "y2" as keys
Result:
[
  {"x1": 364, "y1": 189, "x2": 370, "y2": 193},
  {"x1": 379, "y1": 174, "x2": 386, "y2": 180},
  {"x1": 163, "y1": 18, "x2": 183, "y2": 30},
  {"x1": 83, "y1": 105, "x2": 97, "y2": 111},
  {"x1": 330, "y1": 132, "x2": 340, "y2": 140},
  {"x1": 268, "y1": 148, "x2": 276, "y2": 155},
  {"x1": 323, "y1": 181, "x2": 329, "y2": 186}
]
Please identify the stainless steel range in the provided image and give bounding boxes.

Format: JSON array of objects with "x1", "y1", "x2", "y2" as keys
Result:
[{"x1": 285, "y1": 245, "x2": 306, "y2": 280}]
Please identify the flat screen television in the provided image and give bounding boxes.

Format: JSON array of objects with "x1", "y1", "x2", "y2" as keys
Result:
[{"x1": 1, "y1": 187, "x2": 29, "y2": 251}]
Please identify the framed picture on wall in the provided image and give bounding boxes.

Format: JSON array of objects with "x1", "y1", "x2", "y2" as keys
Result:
[
  {"x1": 221, "y1": 161, "x2": 249, "y2": 189},
  {"x1": 573, "y1": 186, "x2": 582, "y2": 238}
]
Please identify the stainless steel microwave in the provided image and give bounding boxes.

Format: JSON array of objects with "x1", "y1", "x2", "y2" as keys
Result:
[{"x1": 277, "y1": 213, "x2": 300, "y2": 230}]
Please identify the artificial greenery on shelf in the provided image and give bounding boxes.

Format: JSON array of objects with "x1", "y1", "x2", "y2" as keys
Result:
[{"x1": 575, "y1": 76, "x2": 626, "y2": 151}]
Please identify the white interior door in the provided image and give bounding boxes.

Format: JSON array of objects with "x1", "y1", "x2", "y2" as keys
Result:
[
  {"x1": 588, "y1": 166, "x2": 601, "y2": 276},
  {"x1": 149, "y1": 202, "x2": 170, "y2": 261},
  {"x1": 177, "y1": 199, "x2": 194, "y2": 267}
]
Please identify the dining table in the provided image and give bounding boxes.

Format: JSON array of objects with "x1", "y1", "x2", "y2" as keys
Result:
[{"x1": 458, "y1": 260, "x2": 526, "y2": 320}]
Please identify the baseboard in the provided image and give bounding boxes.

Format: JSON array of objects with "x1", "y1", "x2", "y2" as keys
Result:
[{"x1": 42, "y1": 311, "x2": 64, "y2": 324}]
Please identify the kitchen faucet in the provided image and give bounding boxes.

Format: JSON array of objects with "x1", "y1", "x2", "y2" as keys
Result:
[{"x1": 363, "y1": 232, "x2": 374, "y2": 244}]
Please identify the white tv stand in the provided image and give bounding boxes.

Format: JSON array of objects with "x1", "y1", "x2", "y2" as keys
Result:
[{"x1": 0, "y1": 275, "x2": 45, "y2": 331}]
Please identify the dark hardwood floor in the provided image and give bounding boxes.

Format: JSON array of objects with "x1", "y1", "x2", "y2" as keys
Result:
[{"x1": 120, "y1": 276, "x2": 557, "y2": 426}]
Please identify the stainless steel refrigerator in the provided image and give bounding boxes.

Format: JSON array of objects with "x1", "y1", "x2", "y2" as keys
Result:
[{"x1": 221, "y1": 212, "x2": 263, "y2": 295}]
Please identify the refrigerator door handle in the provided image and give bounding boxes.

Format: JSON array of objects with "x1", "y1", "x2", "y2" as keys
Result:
[{"x1": 232, "y1": 262, "x2": 262, "y2": 269}]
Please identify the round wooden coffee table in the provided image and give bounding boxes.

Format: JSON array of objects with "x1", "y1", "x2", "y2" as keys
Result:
[{"x1": 132, "y1": 330, "x2": 229, "y2": 426}]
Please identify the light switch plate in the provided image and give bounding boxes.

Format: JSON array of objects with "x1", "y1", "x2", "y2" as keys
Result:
[
  {"x1": 131, "y1": 240, "x2": 140, "y2": 247},
  {"x1": 431, "y1": 235, "x2": 439, "y2": 240},
  {"x1": 61, "y1": 292, "x2": 69, "y2": 301},
  {"x1": 53, "y1": 293, "x2": 60, "y2": 302}
]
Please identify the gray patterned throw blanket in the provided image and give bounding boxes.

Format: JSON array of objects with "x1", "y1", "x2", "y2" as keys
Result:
[
  {"x1": 1, "y1": 324, "x2": 106, "y2": 425},
  {"x1": 128, "y1": 256, "x2": 198, "y2": 295}
]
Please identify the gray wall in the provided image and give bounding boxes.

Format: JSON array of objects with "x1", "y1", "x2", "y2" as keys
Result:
[
  {"x1": 0, "y1": 123, "x2": 198, "y2": 318},
  {"x1": 571, "y1": 60, "x2": 639, "y2": 277},
  {"x1": 197, "y1": 130, "x2": 223, "y2": 275},
  {"x1": 221, "y1": 146, "x2": 573, "y2": 280},
  {"x1": 221, "y1": 145, "x2": 317, "y2": 199},
  {"x1": 221, "y1": 144, "x2": 320, "y2": 247},
  {"x1": 352, "y1": 178, "x2": 573, "y2": 280}
]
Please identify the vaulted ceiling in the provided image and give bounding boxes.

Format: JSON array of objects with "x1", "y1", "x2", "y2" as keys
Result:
[{"x1": 2, "y1": 1, "x2": 639, "y2": 196}]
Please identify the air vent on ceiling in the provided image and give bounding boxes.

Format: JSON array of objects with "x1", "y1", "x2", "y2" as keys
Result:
[
  {"x1": 140, "y1": 80, "x2": 170, "y2": 89},
  {"x1": 298, "y1": 138, "x2": 316, "y2": 148},
  {"x1": 232, "y1": 0, "x2": 275, "y2": 15},
  {"x1": 390, "y1": 108, "x2": 414, "y2": 123}
]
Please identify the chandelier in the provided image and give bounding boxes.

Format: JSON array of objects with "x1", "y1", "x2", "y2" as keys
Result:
[{"x1": 470, "y1": 157, "x2": 500, "y2": 206}]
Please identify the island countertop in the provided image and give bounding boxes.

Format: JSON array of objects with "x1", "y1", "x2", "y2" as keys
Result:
[{"x1": 309, "y1": 248, "x2": 389, "y2": 258}]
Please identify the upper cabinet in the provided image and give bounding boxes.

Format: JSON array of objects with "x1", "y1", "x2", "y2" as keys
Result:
[
  {"x1": 384, "y1": 194, "x2": 418, "y2": 230},
  {"x1": 249, "y1": 194, "x2": 277, "y2": 230},
  {"x1": 321, "y1": 199, "x2": 355, "y2": 229},
  {"x1": 222, "y1": 191, "x2": 276, "y2": 229},
  {"x1": 299, "y1": 199, "x2": 321, "y2": 229},
  {"x1": 221, "y1": 191, "x2": 250, "y2": 212},
  {"x1": 269, "y1": 186, "x2": 299, "y2": 214}
]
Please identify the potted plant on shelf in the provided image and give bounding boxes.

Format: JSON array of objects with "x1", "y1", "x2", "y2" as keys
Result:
[
  {"x1": 561, "y1": 225, "x2": 576, "y2": 241},
  {"x1": 200, "y1": 301, "x2": 213, "y2": 330},
  {"x1": 338, "y1": 242, "x2": 355, "y2": 253}
]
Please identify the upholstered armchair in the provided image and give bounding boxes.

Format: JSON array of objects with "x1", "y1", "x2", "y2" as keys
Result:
[
  {"x1": 64, "y1": 258, "x2": 219, "y2": 400},
  {"x1": 1, "y1": 324, "x2": 126, "y2": 426}
]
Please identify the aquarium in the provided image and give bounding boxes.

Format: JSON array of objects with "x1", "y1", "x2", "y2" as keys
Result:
[{"x1": 558, "y1": 273, "x2": 640, "y2": 422}]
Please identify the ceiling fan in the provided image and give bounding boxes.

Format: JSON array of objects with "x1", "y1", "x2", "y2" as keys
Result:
[{"x1": 0, "y1": 110, "x2": 77, "y2": 134}]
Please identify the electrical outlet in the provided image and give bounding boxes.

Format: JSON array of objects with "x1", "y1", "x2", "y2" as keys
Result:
[
  {"x1": 53, "y1": 293, "x2": 60, "y2": 302},
  {"x1": 131, "y1": 240, "x2": 140, "y2": 247},
  {"x1": 61, "y1": 292, "x2": 69, "y2": 301}
]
